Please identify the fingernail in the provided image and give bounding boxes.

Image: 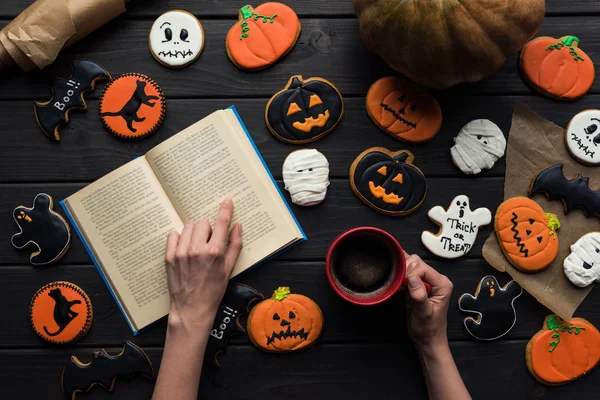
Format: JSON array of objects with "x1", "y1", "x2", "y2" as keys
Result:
[
  {"x1": 223, "y1": 196, "x2": 233, "y2": 204},
  {"x1": 408, "y1": 275, "x2": 421, "y2": 289}
]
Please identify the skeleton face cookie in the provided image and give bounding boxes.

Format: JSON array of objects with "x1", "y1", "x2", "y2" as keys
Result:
[
  {"x1": 564, "y1": 232, "x2": 600, "y2": 287},
  {"x1": 282, "y1": 149, "x2": 330, "y2": 206},
  {"x1": 149, "y1": 10, "x2": 205, "y2": 68},
  {"x1": 450, "y1": 119, "x2": 506, "y2": 175},
  {"x1": 421, "y1": 195, "x2": 491, "y2": 258},
  {"x1": 565, "y1": 110, "x2": 600, "y2": 165}
]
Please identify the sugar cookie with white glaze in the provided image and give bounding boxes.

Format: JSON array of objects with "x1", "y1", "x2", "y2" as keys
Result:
[
  {"x1": 282, "y1": 149, "x2": 329, "y2": 206},
  {"x1": 450, "y1": 119, "x2": 506, "y2": 175}
]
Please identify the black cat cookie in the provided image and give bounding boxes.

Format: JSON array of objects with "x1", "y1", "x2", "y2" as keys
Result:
[
  {"x1": 458, "y1": 276, "x2": 522, "y2": 341},
  {"x1": 34, "y1": 60, "x2": 111, "y2": 141},
  {"x1": 12, "y1": 193, "x2": 71, "y2": 266}
]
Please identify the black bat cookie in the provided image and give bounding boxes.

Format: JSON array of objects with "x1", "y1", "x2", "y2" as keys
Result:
[
  {"x1": 34, "y1": 60, "x2": 111, "y2": 141},
  {"x1": 62, "y1": 341, "x2": 154, "y2": 400},
  {"x1": 11, "y1": 193, "x2": 70, "y2": 266},
  {"x1": 458, "y1": 276, "x2": 522, "y2": 340},
  {"x1": 206, "y1": 283, "x2": 264, "y2": 366},
  {"x1": 529, "y1": 164, "x2": 600, "y2": 219}
]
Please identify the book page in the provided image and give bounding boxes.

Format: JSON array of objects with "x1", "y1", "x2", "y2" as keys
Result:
[
  {"x1": 64, "y1": 157, "x2": 182, "y2": 331},
  {"x1": 146, "y1": 110, "x2": 302, "y2": 276}
]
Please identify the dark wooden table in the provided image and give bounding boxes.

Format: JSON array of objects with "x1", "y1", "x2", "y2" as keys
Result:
[{"x1": 1, "y1": 1, "x2": 600, "y2": 399}]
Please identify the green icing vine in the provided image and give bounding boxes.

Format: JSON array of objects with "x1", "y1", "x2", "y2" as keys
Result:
[
  {"x1": 546, "y1": 315, "x2": 586, "y2": 353},
  {"x1": 546, "y1": 35, "x2": 585, "y2": 62},
  {"x1": 238, "y1": 5, "x2": 278, "y2": 40}
]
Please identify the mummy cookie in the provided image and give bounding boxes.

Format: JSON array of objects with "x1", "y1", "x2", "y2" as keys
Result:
[
  {"x1": 282, "y1": 149, "x2": 330, "y2": 206},
  {"x1": 450, "y1": 119, "x2": 506, "y2": 175},
  {"x1": 149, "y1": 10, "x2": 204, "y2": 68},
  {"x1": 12, "y1": 193, "x2": 70, "y2": 266},
  {"x1": 421, "y1": 195, "x2": 491, "y2": 258},
  {"x1": 564, "y1": 232, "x2": 600, "y2": 287},
  {"x1": 565, "y1": 110, "x2": 600, "y2": 165},
  {"x1": 458, "y1": 276, "x2": 522, "y2": 341}
]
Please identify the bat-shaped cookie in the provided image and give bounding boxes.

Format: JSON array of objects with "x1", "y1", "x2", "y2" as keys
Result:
[
  {"x1": 61, "y1": 341, "x2": 153, "y2": 399},
  {"x1": 529, "y1": 164, "x2": 600, "y2": 219},
  {"x1": 206, "y1": 283, "x2": 264, "y2": 367},
  {"x1": 34, "y1": 60, "x2": 111, "y2": 141}
]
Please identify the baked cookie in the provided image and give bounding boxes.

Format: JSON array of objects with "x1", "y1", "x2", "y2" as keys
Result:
[
  {"x1": 563, "y1": 232, "x2": 600, "y2": 288},
  {"x1": 529, "y1": 164, "x2": 600, "y2": 219},
  {"x1": 12, "y1": 193, "x2": 70, "y2": 266},
  {"x1": 266, "y1": 75, "x2": 344, "y2": 144},
  {"x1": 458, "y1": 276, "x2": 522, "y2": 341},
  {"x1": 365, "y1": 76, "x2": 442, "y2": 143},
  {"x1": 149, "y1": 10, "x2": 204, "y2": 68},
  {"x1": 494, "y1": 197, "x2": 560, "y2": 272},
  {"x1": 247, "y1": 287, "x2": 323, "y2": 352},
  {"x1": 520, "y1": 35, "x2": 595, "y2": 101},
  {"x1": 349, "y1": 148, "x2": 426, "y2": 216},
  {"x1": 226, "y1": 3, "x2": 300, "y2": 70},
  {"x1": 450, "y1": 119, "x2": 506, "y2": 175},
  {"x1": 565, "y1": 110, "x2": 600, "y2": 166},
  {"x1": 34, "y1": 60, "x2": 111, "y2": 141},
  {"x1": 282, "y1": 149, "x2": 330, "y2": 206},
  {"x1": 99, "y1": 73, "x2": 166, "y2": 139},
  {"x1": 421, "y1": 195, "x2": 491, "y2": 258},
  {"x1": 30, "y1": 281, "x2": 93, "y2": 344},
  {"x1": 526, "y1": 315, "x2": 600, "y2": 386}
]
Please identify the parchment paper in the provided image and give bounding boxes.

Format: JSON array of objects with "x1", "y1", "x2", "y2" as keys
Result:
[
  {"x1": 482, "y1": 103, "x2": 598, "y2": 321},
  {"x1": 0, "y1": 0, "x2": 125, "y2": 72}
]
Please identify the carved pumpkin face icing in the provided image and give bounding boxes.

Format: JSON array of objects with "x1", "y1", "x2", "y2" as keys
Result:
[
  {"x1": 350, "y1": 148, "x2": 427, "y2": 216},
  {"x1": 366, "y1": 77, "x2": 442, "y2": 143},
  {"x1": 266, "y1": 75, "x2": 344, "y2": 144}
]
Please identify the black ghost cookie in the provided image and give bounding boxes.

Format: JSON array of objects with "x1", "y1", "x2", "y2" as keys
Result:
[
  {"x1": 349, "y1": 147, "x2": 427, "y2": 216},
  {"x1": 458, "y1": 276, "x2": 522, "y2": 340},
  {"x1": 265, "y1": 75, "x2": 344, "y2": 144},
  {"x1": 34, "y1": 60, "x2": 111, "y2": 141},
  {"x1": 12, "y1": 193, "x2": 71, "y2": 266}
]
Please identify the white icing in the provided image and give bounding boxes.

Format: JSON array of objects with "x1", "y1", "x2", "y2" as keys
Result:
[
  {"x1": 149, "y1": 11, "x2": 204, "y2": 67},
  {"x1": 566, "y1": 110, "x2": 600, "y2": 165},
  {"x1": 282, "y1": 149, "x2": 329, "y2": 206},
  {"x1": 564, "y1": 232, "x2": 600, "y2": 287},
  {"x1": 421, "y1": 195, "x2": 491, "y2": 259},
  {"x1": 450, "y1": 119, "x2": 506, "y2": 175}
]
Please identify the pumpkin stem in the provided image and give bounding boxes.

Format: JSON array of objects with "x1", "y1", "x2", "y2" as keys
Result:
[
  {"x1": 273, "y1": 287, "x2": 291, "y2": 301},
  {"x1": 546, "y1": 314, "x2": 587, "y2": 352},
  {"x1": 240, "y1": 5, "x2": 255, "y2": 20},
  {"x1": 546, "y1": 36, "x2": 585, "y2": 61},
  {"x1": 561, "y1": 35, "x2": 580, "y2": 47},
  {"x1": 547, "y1": 315, "x2": 560, "y2": 330},
  {"x1": 238, "y1": 5, "x2": 278, "y2": 40},
  {"x1": 545, "y1": 213, "x2": 560, "y2": 239}
]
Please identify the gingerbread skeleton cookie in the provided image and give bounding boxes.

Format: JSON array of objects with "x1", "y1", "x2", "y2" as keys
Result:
[
  {"x1": 563, "y1": 232, "x2": 600, "y2": 287},
  {"x1": 149, "y1": 10, "x2": 205, "y2": 68},
  {"x1": 421, "y1": 195, "x2": 491, "y2": 258},
  {"x1": 450, "y1": 119, "x2": 506, "y2": 175},
  {"x1": 565, "y1": 110, "x2": 600, "y2": 165},
  {"x1": 282, "y1": 149, "x2": 330, "y2": 206}
]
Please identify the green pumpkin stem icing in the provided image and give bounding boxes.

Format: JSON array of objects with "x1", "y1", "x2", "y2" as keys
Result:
[
  {"x1": 545, "y1": 213, "x2": 560, "y2": 239},
  {"x1": 546, "y1": 315, "x2": 586, "y2": 352},
  {"x1": 546, "y1": 36, "x2": 585, "y2": 61},
  {"x1": 273, "y1": 287, "x2": 291, "y2": 301},
  {"x1": 239, "y1": 5, "x2": 278, "y2": 40}
]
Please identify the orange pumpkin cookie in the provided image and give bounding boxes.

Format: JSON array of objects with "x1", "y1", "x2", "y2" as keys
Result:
[
  {"x1": 520, "y1": 35, "x2": 595, "y2": 101},
  {"x1": 226, "y1": 3, "x2": 301, "y2": 70},
  {"x1": 99, "y1": 73, "x2": 166, "y2": 139},
  {"x1": 366, "y1": 76, "x2": 442, "y2": 143},
  {"x1": 526, "y1": 315, "x2": 600, "y2": 385},
  {"x1": 30, "y1": 281, "x2": 93, "y2": 344},
  {"x1": 494, "y1": 197, "x2": 560, "y2": 272},
  {"x1": 247, "y1": 287, "x2": 323, "y2": 352}
]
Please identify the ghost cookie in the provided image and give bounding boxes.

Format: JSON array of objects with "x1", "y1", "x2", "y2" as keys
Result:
[
  {"x1": 282, "y1": 149, "x2": 330, "y2": 206},
  {"x1": 565, "y1": 110, "x2": 600, "y2": 165},
  {"x1": 450, "y1": 119, "x2": 506, "y2": 175},
  {"x1": 421, "y1": 195, "x2": 491, "y2": 258},
  {"x1": 149, "y1": 10, "x2": 205, "y2": 68},
  {"x1": 458, "y1": 276, "x2": 522, "y2": 341},
  {"x1": 12, "y1": 193, "x2": 70, "y2": 266},
  {"x1": 563, "y1": 232, "x2": 600, "y2": 287}
]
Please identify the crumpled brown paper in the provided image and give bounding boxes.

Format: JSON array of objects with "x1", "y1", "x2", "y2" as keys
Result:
[
  {"x1": 483, "y1": 103, "x2": 598, "y2": 321},
  {"x1": 0, "y1": 0, "x2": 125, "y2": 72}
]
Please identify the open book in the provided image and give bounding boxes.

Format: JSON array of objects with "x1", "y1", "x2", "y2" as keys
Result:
[{"x1": 61, "y1": 107, "x2": 305, "y2": 334}]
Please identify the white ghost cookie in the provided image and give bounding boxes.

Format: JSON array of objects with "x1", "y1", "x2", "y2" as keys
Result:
[
  {"x1": 282, "y1": 149, "x2": 329, "y2": 206},
  {"x1": 149, "y1": 10, "x2": 205, "y2": 68},
  {"x1": 450, "y1": 119, "x2": 506, "y2": 175},
  {"x1": 564, "y1": 232, "x2": 600, "y2": 287},
  {"x1": 565, "y1": 110, "x2": 600, "y2": 166},
  {"x1": 421, "y1": 195, "x2": 491, "y2": 258}
]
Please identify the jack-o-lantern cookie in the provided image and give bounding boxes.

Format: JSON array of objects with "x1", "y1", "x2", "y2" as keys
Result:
[
  {"x1": 526, "y1": 315, "x2": 600, "y2": 386},
  {"x1": 247, "y1": 287, "x2": 323, "y2": 352},
  {"x1": 30, "y1": 281, "x2": 93, "y2": 344},
  {"x1": 563, "y1": 232, "x2": 600, "y2": 288},
  {"x1": 349, "y1": 148, "x2": 427, "y2": 216},
  {"x1": 365, "y1": 76, "x2": 442, "y2": 143},
  {"x1": 282, "y1": 149, "x2": 330, "y2": 206},
  {"x1": 494, "y1": 197, "x2": 560, "y2": 272},
  {"x1": 450, "y1": 119, "x2": 506, "y2": 175},
  {"x1": 565, "y1": 110, "x2": 600, "y2": 166},
  {"x1": 520, "y1": 35, "x2": 595, "y2": 101},
  {"x1": 99, "y1": 73, "x2": 166, "y2": 139},
  {"x1": 12, "y1": 193, "x2": 70, "y2": 266},
  {"x1": 266, "y1": 75, "x2": 344, "y2": 144},
  {"x1": 149, "y1": 10, "x2": 205, "y2": 68},
  {"x1": 226, "y1": 3, "x2": 301, "y2": 70}
]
